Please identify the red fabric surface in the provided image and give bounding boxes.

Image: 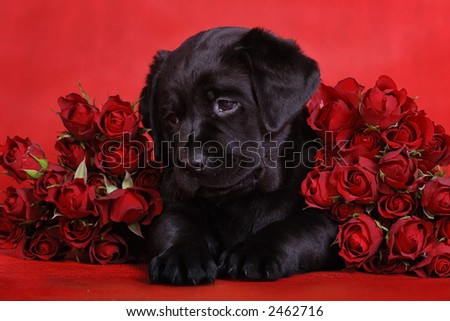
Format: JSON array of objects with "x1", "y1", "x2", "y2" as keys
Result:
[
  {"x1": 1, "y1": 0, "x2": 450, "y2": 301},
  {"x1": 1, "y1": 252, "x2": 450, "y2": 301}
]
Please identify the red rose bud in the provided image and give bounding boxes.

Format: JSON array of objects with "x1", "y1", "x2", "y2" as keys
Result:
[
  {"x1": 421, "y1": 124, "x2": 450, "y2": 168},
  {"x1": 381, "y1": 111, "x2": 434, "y2": 150},
  {"x1": 55, "y1": 136, "x2": 88, "y2": 170},
  {"x1": 307, "y1": 78, "x2": 364, "y2": 141},
  {"x1": 0, "y1": 136, "x2": 48, "y2": 182},
  {"x1": 88, "y1": 230, "x2": 130, "y2": 264},
  {"x1": 59, "y1": 217, "x2": 98, "y2": 249},
  {"x1": 413, "y1": 243, "x2": 450, "y2": 278},
  {"x1": 4, "y1": 186, "x2": 41, "y2": 222},
  {"x1": 0, "y1": 208, "x2": 24, "y2": 249},
  {"x1": 313, "y1": 147, "x2": 344, "y2": 170},
  {"x1": 421, "y1": 177, "x2": 450, "y2": 217},
  {"x1": 16, "y1": 226, "x2": 68, "y2": 261},
  {"x1": 362, "y1": 249, "x2": 408, "y2": 274},
  {"x1": 94, "y1": 137, "x2": 148, "y2": 176},
  {"x1": 133, "y1": 167, "x2": 161, "y2": 189},
  {"x1": 47, "y1": 178, "x2": 97, "y2": 219},
  {"x1": 330, "y1": 157, "x2": 379, "y2": 204},
  {"x1": 87, "y1": 173, "x2": 109, "y2": 198},
  {"x1": 378, "y1": 146, "x2": 418, "y2": 191},
  {"x1": 33, "y1": 164, "x2": 68, "y2": 201},
  {"x1": 301, "y1": 170, "x2": 339, "y2": 209},
  {"x1": 338, "y1": 128, "x2": 383, "y2": 163},
  {"x1": 58, "y1": 93, "x2": 99, "y2": 141},
  {"x1": 94, "y1": 95, "x2": 141, "y2": 139},
  {"x1": 377, "y1": 193, "x2": 416, "y2": 219},
  {"x1": 94, "y1": 187, "x2": 162, "y2": 226},
  {"x1": 337, "y1": 214, "x2": 383, "y2": 267},
  {"x1": 331, "y1": 202, "x2": 366, "y2": 223},
  {"x1": 360, "y1": 75, "x2": 418, "y2": 130},
  {"x1": 387, "y1": 216, "x2": 434, "y2": 261},
  {"x1": 436, "y1": 217, "x2": 450, "y2": 243}
]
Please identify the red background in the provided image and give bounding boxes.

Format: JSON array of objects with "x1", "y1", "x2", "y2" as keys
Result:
[
  {"x1": 1, "y1": 0, "x2": 450, "y2": 177},
  {"x1": 1, "y1": 0, "x2": 450, "y2": 300}
]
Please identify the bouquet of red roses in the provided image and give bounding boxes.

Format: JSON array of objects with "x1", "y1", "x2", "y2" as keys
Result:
[
  {"x1": 0, "y1": 87, "x2": 162, "y2": 264},
  {"x1": 301, "y1": 75, "x2": 450, "y2": 277}
]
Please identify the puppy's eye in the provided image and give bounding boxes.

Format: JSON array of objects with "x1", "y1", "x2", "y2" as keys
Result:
[
  {"x1": 165, "y1": 112, "x2": 179, "y2": 125},
  {"x1": 215, "y1": 99, "x2": 240, "y2": 113}
]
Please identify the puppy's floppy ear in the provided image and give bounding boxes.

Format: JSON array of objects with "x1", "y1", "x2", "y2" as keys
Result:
[
  {"x1": 139, "y1": 50, "x2": 170, "y2": 161},
  {"x1": 238, "y1": 28, "x2": 320, "y2": 132}
]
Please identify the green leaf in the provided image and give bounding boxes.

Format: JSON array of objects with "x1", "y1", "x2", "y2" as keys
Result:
[
  {"x1": 103, "y1": 175, "x2": 118, "y2": 194},
  {"x1": 22, "y1": 169, "x2": 43, "y2": 180},
  {"x1": 57, "y1": 133, "x2": 76, "y2": 141},
  {"x1": 74, "y1": 159, "x2": 88, "y2": 182},
  {"x1": 365, "y1": 203, "x2": 376, "y2": 214},
  {"x1": 330, "y1": 237, "x2": 339, "y2": 246},
  {"x1": 51, "y1": 208, "x2": 63, "y2": 220},
  {"x1": 127, "y1": 222, "x2": 144, "y2": 238},
  {"x1": 78, "y1": 81, "x2": 93, "y2": 105},
  {"x1": 29, "y1": 153, "x2": 48, "y2": 171},
  {"x1": 122, "y1": 171, "x2": 134, "y2": 189},
  {"x1": 423, "y1": 208, "x2": 435, "y2": 220},
  {"x1": 366, "y1": 124, "x2": 380, "y2": 131},
  {"x1": 131, "y1": 97, "x2": 143, "y2": 109},
  {"x1": 138, "y1": 127, "x2": 151, "y2": 136}
]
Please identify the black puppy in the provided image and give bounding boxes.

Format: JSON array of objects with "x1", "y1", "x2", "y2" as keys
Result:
[{"x1": 139, "y1": 27, "x2": 342, "y2": 285}]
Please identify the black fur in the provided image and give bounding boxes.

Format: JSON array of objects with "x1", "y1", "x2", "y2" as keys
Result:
[{"x1": 139, "y1": 27, "x2": 343, "y2": 285}]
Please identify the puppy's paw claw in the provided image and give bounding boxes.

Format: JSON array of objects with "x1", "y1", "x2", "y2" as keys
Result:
[
  {"x1": 218, "y1": 243, "x2": 289, "y2": 281},
  {"x1": 148, "y1": 245, "x2": 217, "y2": 285}
]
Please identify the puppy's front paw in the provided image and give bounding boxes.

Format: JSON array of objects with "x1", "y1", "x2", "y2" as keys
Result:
[
  {"x1": 148, "y1": 244, "x2": 217, "y2": 285},
  {"x1": 219, "y1": 241, "x2": 291, "y2": 281}
]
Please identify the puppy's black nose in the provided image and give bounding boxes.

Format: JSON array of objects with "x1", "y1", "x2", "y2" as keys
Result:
[
  {"x1": 180, "y1": 149, "x2": 205, "y2": 173},
  {"x1": 187, "y1": 153, "x2": 205, "y2": 173}
]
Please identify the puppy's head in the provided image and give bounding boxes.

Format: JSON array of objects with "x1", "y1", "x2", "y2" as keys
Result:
[{"x1": 140, "y1": 27, "x2": 319, "y2": 198}]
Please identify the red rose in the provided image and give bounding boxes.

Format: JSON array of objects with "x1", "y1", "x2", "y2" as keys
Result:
[
  {"x1": 47, "y1": 178, "x2": 97, "y2": 219},
  {"x1": 330, "y1": 157, "x2": 379, "y2": 204},
  {"x1": 360, "y1": 75, "x2": 418, "y2": 129},
  {"x1": 55, "y1": 137, "x2": 88, "y2": 170},
  {"x1": 17, "y1": 226, "x2": 68, "y2": 261},
  {"x1": 337, "y1": 214, "x2": 383, "y2": 267},
  {"x1": 381, "y1": 111, "x2": 434, "y2": 150},
  {"x1": 413, "y1": 243, "x2": 450, "y2": 278},
  {"x1": 362, "y1": 250, "x2": 408, "y2": 274},
  {"x1": 421, "y1": 124, "x2": 450, "y2": 168},
  {"x1": 59, "y1": 217, "x2": 98, "y2": 249},
  {"x1": 0, "y1": 208, "x2": 24, "y2": 249},
  {"x1": 87, "y1": 173, "x2": 109, "y2": 198},
  {"x1": 33, "y1": 164, "x2": 67, "y2": 201},
  {"x1": 88, "y1": 230, "x2": 130, "y2": 264},
  {"x1": 94, "y1": 95, "x2": 141, "y2": 139},
  {"x1": 0, "y1": 136, "x2": 47, "y2": 182},
  {"x1": 378, "y1": 146, "x2": 418, "y2": 191},
  {"x1": 337, "y1": 128, "x2": 383, "y2": 163},
  {"x1": 313, "y1": 147, "x2": 344, "y2": 170},
  {"x1": 331, "y1": 202, "x2": 366, "y2": 223},
  {"x1": 133, "y1": 167, "x2": 161, "y2": 189},
  {"x1": 301, "y1": 170, "x2": 339, "y2": 209},
  {"x1": 421, "y1": 177, "x2": 450, "y2": 217},
  {"x1": 3, "y1": 186, "x2": 41, "y2": 222},
  {"x1": 377, "y1": 193, "x2": 416, "y2": 219},
  {"x1": 387, "y1": 216, "x2": 434, "y2": 260},
  {"x1": 94, "y1": 137, "x2": 149, "y2": 176},
  {"x1": 95, "y1": 187, "x2": 162, "y2": 226},
  {"x1": 58, "y1": 93, "x2": 99, "y2": 141},
  {"x1": 436, "y1": 217, "x2": 450, "y2": 243},
  {"x1": 307, "y1": 78, "x2": 363, "y2": 139}
]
